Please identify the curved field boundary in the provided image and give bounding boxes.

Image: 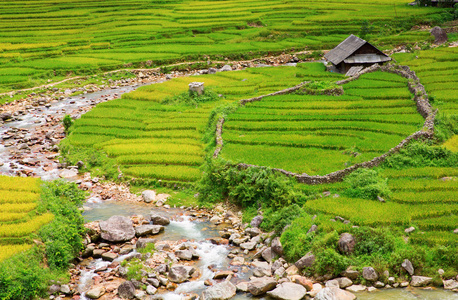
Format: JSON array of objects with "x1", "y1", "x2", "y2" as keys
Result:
[{"x1": 214, "y1": 63, "x2": 437, "y2": 184}]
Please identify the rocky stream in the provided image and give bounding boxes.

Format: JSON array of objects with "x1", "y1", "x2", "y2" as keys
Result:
[{"x1": 0, "y1": 63, "x2": 457, "y2": 300}]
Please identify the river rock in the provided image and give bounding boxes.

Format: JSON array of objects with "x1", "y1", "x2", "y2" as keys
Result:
[
  {"x1": 60, "y1": 284, "x2": 71, "y2": 295},
  {"x1": 411, "y1": 275, "x2": 432, "y2": 287},
  {"x1": 142, "y1": 190, "x2": 156, "y2": 203},
  {"x1": 99, "y1": 215, "x2": 135, "y2": 242},
  {"x1": 252, "y1": 260, "x2": 272, "y2": 277},
  {"x1": 338, "y1": 233, "x2": 355, "y2": 255},
  {"x1": 240, "y1": 240, "x2": 257, "y2": 251},
  {"x1": 308, "y1": 283, "x2": 323, "y2": 297},
  {"x1": 59, "y1": 169, "x2": 78, "y2": 179},
  {"x1": 402, "y1": 259, "x2": 414, "y2": 276},
  {"x1": 202, "y1": 281, "x2": 236, "y2": 300},
  {"x1": 444, "y1": 279, "x2": 458, "y2": 290},
  {"x1": 247, "y1": 277, "x2": 277, "y2": 296},
  {"x1": 295, "y1": 253, "x2": 315, "y2": 270},
  {"x1": 251, "y1": 215, "x2": 263, "y2": 228},
  {"x1": 336, "y1": 277, "x2": 353, "y2": 288},
  {"x1": 101, "y1": 252, "x2": 118, "y2": 262},
  {"x1": 118, "y1": 281, "x2": 136, "y2": 299},
  {"x1": 341, "y1": 268, "x2": 360, "y2": 280},
  {"x1": 362, "y1": 267, "x2": 378, "y2": 281},
  {"x1": 86, "y1": 286, "x2": 105, "y2": 299},
  {"x1": 267, "y1": 282, "x2": 307, "y2": 300},
  {"x1": 146, "y1": 285, "x2": 157, "y2": 295},
  {"x1": 136, "y1": 238, "x2": 156, "y2": 249},
  {"x1": 346, "y1": 284, "x2": 366, "y2": 293},
  {"x1": 175, "y1": 249, "x2": 193, "y2": 260},
  {"x1": 150, "y1": 212, "x2": 170, "y2": 225},
  {"x1": 292, "y1": 276, "x2": 313, "y2": 291},
  {"x1": 135, "y1": 225, "x2": 164, "y2": 237},
  {"x1": 220, "y1": 65, "x2": 232, "y2": 72},
  {"x1": 246, "y1": 227, "x2": 261, "y2": 237},
  {"x1": 271, "y1": 237, "x2": 283, "y2": 256},
  {"x1": 168, "y1": 265, "x2": 195, "y2": 283},
  {"x1": 405, "y1": 226, "x2": 415, "y2": 233},
  {"x1": 315, "y1": 287, "x2": 356, "y2": 300},
  {"x1": 261, "y1": 247, "x2": 275, "y2": 262},
  {"x1": 430, "y1": 26, "x2": 448, "y2": 44}
]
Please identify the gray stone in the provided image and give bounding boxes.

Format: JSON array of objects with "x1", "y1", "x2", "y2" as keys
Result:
[
  {"x1": 251, "y1": 215, "x2": 263, "y2": 228},
  {"x1": 430, "y1": 26, "x2": 448, "y2": 45},
  {"x1": 247, "y1": 277, "x2": 277, "y2": 296},
  {"x1": 252, "y1": 260, "x2": 271, "y2": 277},
  {"x1": 272, "y1": 259, "x2": 284, "y2": 273},
  {"x1": 401, "y1": 259, "x2": 414, "y2": 276},
  {"x1": 142, "y1": 190, "x2": 156, "y2": 203},
  {"x1": 315, "y1": 287, "x2": 356, "y2": 300},
  {"x1": 208, "y1": 68, "x2": 217, "y2": 74},
  {"x1": 295, "y1": 253, "x2": 315, "y2": 270},
  {"x1": 341, "y1": 268, "x2": 360, "y2": 280},
  {"x1": 443, "y1": 279, "x2": 458, "y2": 290},
  {"x1": 346, "y1": 284, "x2": 366, "y2": 293},
  {"x1": 362, "y1": 267, "x2": 378, "y2": 282},
  {"x1": 307, "y1": 224, "x2": 318, "y2": 234},
  {"x1": 99, "y1": 215, "x2": 135, "y2": 242},
  {"x1": 338, "y1": 233, "x2": 355, "y2": 255},
  {"x1": 374, "y1": 281, "x2": 385, "y2": 288},
  {"x1": 59, "y1": 169, "x2": 78, "y2": 179},
  {"x1": 261, "y1": 247, "x2": 275, "y2": 262},
  {"x1": 147, "y1": 278, "x2": 160, "y2": 288},
  {"x1": 240, "y1": 241, "x2": 257, "y2": 251},
  {"x1": 271, "y1": 237, "x2": 283, "y2": 256},
  {"x1": 118, "y1": 281, "x2": 136, "y2": 299},
  {"x1": 405, "y1": 226, "x2": 415, "y2": 234},
  {"x1": 189, "y1": 82, "x2": 205, "y2": 95},
  {"x1": 326, "y1": 280, "x2": 340, "y2": 288},
  {"x1": 267, "y1": 282, "x2": 306, "y2": 300},
  {"x1": 202, "y1": 281, "x2": 236, "y2": 300},
  {"x1": 246, "y1": 227, "x2": 261, "y2": 237},
  {"x1": 136, "y1": 238, "x2": 156, "y2": 249},
  {"x1": 220, "y1": 65, "x2": 232, "y2": 72},
  {"x1": 150, "y1": 212, "x2": 170, "y2": 225},
  {"x1": 236, "y1": 282, "x2": 249, "y2": 292},
  {"x1": 146, "y1": 285, "x2": 157, "y2": 295},
  {"x1": 367, "y1": 287, "x2": 377, "y2": 292},
  {"x1": 168, "y1": 265, "x2": 195, "y2": 283},
  {"x1": 86, "y1": 286, "x2": 105, "y2": 299},
  {"x1": 175, "y1": 249, "x2": 193, "y2": 260},
  {"x1": 135, "y1": 225, "x2": 164, "y2": 237},
  {"x1": 274, "y1": 266, "x2": 286, "y2": 278},
  {"x1": 60, "y1": 284, "x2": 71, "y2": 295},
  {"x1": 101, "y1": 252, "x2": 118, "y2": 262},
  {"x1": 411, "y1": 276, "x2": 432, "y2": 287},
  {"x1": 336, "y1": 277, "x2": 353, "y2": 288}
]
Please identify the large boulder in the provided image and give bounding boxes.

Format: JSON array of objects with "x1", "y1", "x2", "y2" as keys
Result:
[
  {"x1": 99, "y1": 216, "x2": 135, "y2": 242},
  {"x1": 271, "y1": 237, "x2": 284, "y2": 256},
  {"x1": 295, "y1": 253, "x2": 315, "y2": 270},
  {"x1": 443, "y1": 279, "x2": 458, "y2": 290},
  {"x1": 430, "y1": 26, "x2": 448, "y2": 45},
  {"x1": 142, "y1": 190, "x2": 156, "y2": 203},
  {"x1": 252, "y1": 261, "x2": 272, "y2": 277},
  {"x1": 150, "y1": 212, "x2": 170, "y2": 225},
  {"x1": 338, "y1": 233, "x2": 355, "y2": 255},
  {"x1": 315, "y1": 287, "x2": 356, "y2": 300},
  {"x1": 411, "y1": 276, "x2": 432, "y2": 287},
  {"x1": 202, "y1": 281, "x2": 236, "y2": 300},
  {"x1": 401, "y1": 259, "x2": 414, "y2": 276},
  {"x1": 135, "y1": 225, "x2": 164, "y2": 237},
  {"x1": 247, "y1": 277, "x2": 277, "y2": 296},
  {"x1": 118, "y1": 281, "x2": 136, "y2": 299},
  {"x1": 168, "y1": 265, "x2": 195, "y2": 283},
  {"x1": 362, "y1": 267, "x2": 378, "y2": 282},
  {"x1": 266, "y1": 282, "x2": 306, "y2": 300}
]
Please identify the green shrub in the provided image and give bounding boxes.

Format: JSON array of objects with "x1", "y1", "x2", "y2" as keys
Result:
[
  {"x1": 343, "y1": 168, "x2": 391, "y2": 200},
  {"x1": 352, "y1": 227, "x2": 396, "y2": 256},
  {"x1": 280, "y1": 215, "x2": 315, "y2": 261},
  {"x1": 260, "y1": 204, "x2": 305, "y2": 234},
  {"x1": 62, "y1": 115, "x2": 73, "y2": 134},
  {"x1": 314, "y1": 248, "x2": 350, "y2": 276},
  {"x1": 162, "y1": 89, "x2": 220, "y2": 107}
]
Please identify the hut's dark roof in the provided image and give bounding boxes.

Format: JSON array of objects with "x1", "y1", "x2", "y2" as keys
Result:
[{"x1": 324, "y1": 34, "x2": 390, "y2": 65}]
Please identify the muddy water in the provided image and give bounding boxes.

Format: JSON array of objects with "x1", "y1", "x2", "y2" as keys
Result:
[{"x1": 82, "y1": 201, "x2": 457, "y2": 300}]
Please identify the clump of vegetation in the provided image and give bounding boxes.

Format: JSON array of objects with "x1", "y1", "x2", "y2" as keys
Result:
[
  {"x1": 62, "y1": 114, "x2": 73, "y2": 134},
  {"x1": 296, "y1": 81, "x2": 343, "y2": 96},
  {"x1": 343, "y1": 168, "x2": 390, "y2": 200},
  {"x1": 162, "y1": 89, "x2": 219, "y2": 107}
]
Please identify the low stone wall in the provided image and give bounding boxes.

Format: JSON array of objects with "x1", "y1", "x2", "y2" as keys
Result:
[{"x1": 215, "y1": 64, "x2": 436, "y2": 184}]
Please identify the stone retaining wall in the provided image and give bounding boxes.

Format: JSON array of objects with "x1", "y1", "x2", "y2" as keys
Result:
[{"x1": 215, "y1": 64, "x2": 436, "y2": 184}]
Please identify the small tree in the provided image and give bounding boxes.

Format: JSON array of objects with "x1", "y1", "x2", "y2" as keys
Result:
[{"x1": 62, "y1": 114, "x2": 73, "y2": 134}]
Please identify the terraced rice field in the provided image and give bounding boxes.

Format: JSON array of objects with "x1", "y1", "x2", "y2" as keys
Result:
[
  {"x1": 0, "y1": 176, "x2": 53, "y2": 262},
  {"x1": 221, "y1": 71, "x2": 424, "y2": 175},
  {"x1": 394, "y1": 46, "x2": 458, "y2": 117},
  {"x1": 67, "y1": 63, "x2": 336, "y2": 184},
  {"x1": 0, "y1": 0, "x2": 442, "y2": 92},
  {"x1": 303, "y1": 167, "x2": 458, "y2": 246}
]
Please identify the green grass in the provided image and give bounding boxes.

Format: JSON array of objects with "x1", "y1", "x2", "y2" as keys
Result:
[{"x1": 0, "y1": 0, "x2": 447, "y2": 93}]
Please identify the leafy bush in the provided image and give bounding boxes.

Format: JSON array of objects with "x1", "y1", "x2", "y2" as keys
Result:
[
  {"x1": 38, "y1": 180, "x2": 86, "y2": 270},
  {"x1": 197, "y1": 159, "x2": 304, "y2": 208},
  {"x1": 352, "y1": 227, "x2": 396, "y2": 256},
  {"x1": 343, "y1": 168, "x2": 391, "y2": 200},
  {"x1": 62, "y1": 114, "x2": 73, "y2": 134},
  {"x1": 260, "y1": 204, "x2": 305, "y2": 234},
  {"x1": 162, "y1": 89, "x2": 219, "y2": 107},
  {"x1": 314, "y1": 248, "x2": 350, "y2": 276},
  {"x1": 383, "y1": 141, "x2": 458, "y2": 169}
]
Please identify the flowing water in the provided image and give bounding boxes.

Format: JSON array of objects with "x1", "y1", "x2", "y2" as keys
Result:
[{"x1": 82, "y1": 201, "x2": 457, "y2": 300}]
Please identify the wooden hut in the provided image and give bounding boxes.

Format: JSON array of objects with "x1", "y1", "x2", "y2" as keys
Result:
[{"x1": 324, "y1": 34, "x2": 391, "y2": 76}]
